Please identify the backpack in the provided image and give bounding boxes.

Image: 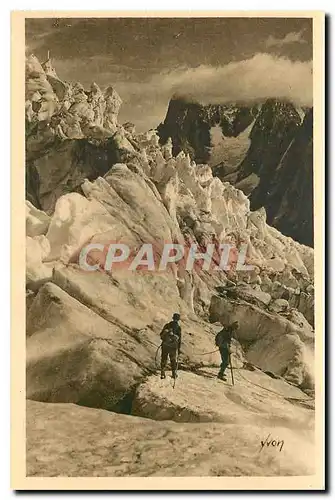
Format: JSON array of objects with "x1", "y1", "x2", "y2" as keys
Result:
[
  {"x1": 215, "y1": 327, "x2": 232, "y2": 347},
  {"x1": 161, "y1": 322, "x2": 180, "y2": 349}
]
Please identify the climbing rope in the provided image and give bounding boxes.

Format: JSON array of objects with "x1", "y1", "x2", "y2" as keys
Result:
[
  {"x1": 234, "y1": 369, "x2": 314, "y2": 402},
  {"x1": 191, "y1": 348, "x2": 220, "y2": 356},
  {"x1": 122, "y1": 331, "x2": 314, "y2": 402},
  {"x1": 154, "y1": 344, "x2": 162, "y2": 370}
]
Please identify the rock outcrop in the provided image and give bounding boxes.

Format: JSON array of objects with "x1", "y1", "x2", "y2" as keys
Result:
[
  {"x1": 234, "y1": 101, "x2": 313, "y2": 246},
  {"x1": 235, "y1": 99, "x2": 301, "y2": 186},
  {"x1": 265, "y1": 108, "x2": 314, "y2": 246}
]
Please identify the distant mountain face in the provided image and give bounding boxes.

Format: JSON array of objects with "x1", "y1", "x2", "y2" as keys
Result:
[
  {"x1": 236, "y1": 99, "x2": 302, "y2": 182},
  {"x1": 157, "y1": 96, "x2": 258, "y2": 164},
  {"x1": 266, "y1": 108, "x2": 313, "y2": 246},
  {"x1": 158, "y1": 96, "x2": 313, "y2": 247}
]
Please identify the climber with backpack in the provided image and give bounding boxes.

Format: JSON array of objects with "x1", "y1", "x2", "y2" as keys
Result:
[
  {"x1": 215, "y1": 321, "x2": 239, "y2": 381},
  {"x1": 160, "y1": 313, "x2": 182, "y2": 380}
]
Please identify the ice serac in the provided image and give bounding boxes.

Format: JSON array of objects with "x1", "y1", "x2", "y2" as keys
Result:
[
  {"x1": 103, "y1": 86, "x2": 123, "y2": 131},
  {"x1": 26, "y1": 200, "x2": 50, "y2": 237},
  {"x1": 26, "y1": 235, "x2": 53, "y2": 290},
  {"x1": 25, "y1": 55, "x2": 125, "y2": 211},
  {"x1": 25, "y1": 54, "x2": 57, "y2": 122}
]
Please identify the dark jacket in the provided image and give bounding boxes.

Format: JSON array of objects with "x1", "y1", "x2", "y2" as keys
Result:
[
  {"x1": 215, "y1": 326, "x2": 234, "y2": 349},
  {"x1": 160, "y1": 321, "x2": 181, "y2": 351}
]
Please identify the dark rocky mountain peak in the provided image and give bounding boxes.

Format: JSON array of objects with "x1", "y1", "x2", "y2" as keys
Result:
[
  {"x1": 265, "y1": 107, "x2": 313, "y2": 246},
  {"x1": 157, "y1": 96, "x2": 257, "y2": 164},
  {"x1": 237, "y1": 98, "x2": 302, "y2": 181}
]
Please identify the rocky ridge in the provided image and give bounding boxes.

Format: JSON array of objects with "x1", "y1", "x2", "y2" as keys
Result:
[
  {"x1": 25, "y1": 55, "x2": 315, "y2": 477},
  {"x1": 157, "y1": 95, "x2": 258, "y2": 164}
]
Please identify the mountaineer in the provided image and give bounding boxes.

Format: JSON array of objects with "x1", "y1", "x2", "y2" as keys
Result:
[
  {"x1": 160, "y1": 313, "x2": 182, "y2": 380},
  {"x1": 215, "y1": 321, "x2": 239, "y2": 381}
]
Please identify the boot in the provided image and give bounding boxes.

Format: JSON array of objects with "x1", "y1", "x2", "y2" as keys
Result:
[
  {"x1": 217, "y1": 372, "x2": 227, "y2": 381},
  {"x1": 172, "y1": 371, "x2": 178, "y2": 379},
  {"x1": 161, "y1": 372, "x2": 166, "y2": 379}
]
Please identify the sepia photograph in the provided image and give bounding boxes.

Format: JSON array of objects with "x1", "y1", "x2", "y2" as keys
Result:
[{"x1": 11, "y1": 11, "x2": 324, "y2": 490}]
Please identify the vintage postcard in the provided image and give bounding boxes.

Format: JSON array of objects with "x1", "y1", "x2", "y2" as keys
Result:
[{"x1": 11, "y1": 11, "x2": 325, "y2": 490}]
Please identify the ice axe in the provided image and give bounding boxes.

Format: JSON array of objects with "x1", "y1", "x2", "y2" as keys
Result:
[
  {"x1": 228, "y1": 348, "x2": 235, "y2": 386},
  {"x1": 172, "y1": 352, "x2": 180, "y2": 389}
]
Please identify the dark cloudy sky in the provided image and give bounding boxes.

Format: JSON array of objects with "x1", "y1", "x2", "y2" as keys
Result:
[{"x1": 26, "y1": 17, "x2": 313, "y2": 131}]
